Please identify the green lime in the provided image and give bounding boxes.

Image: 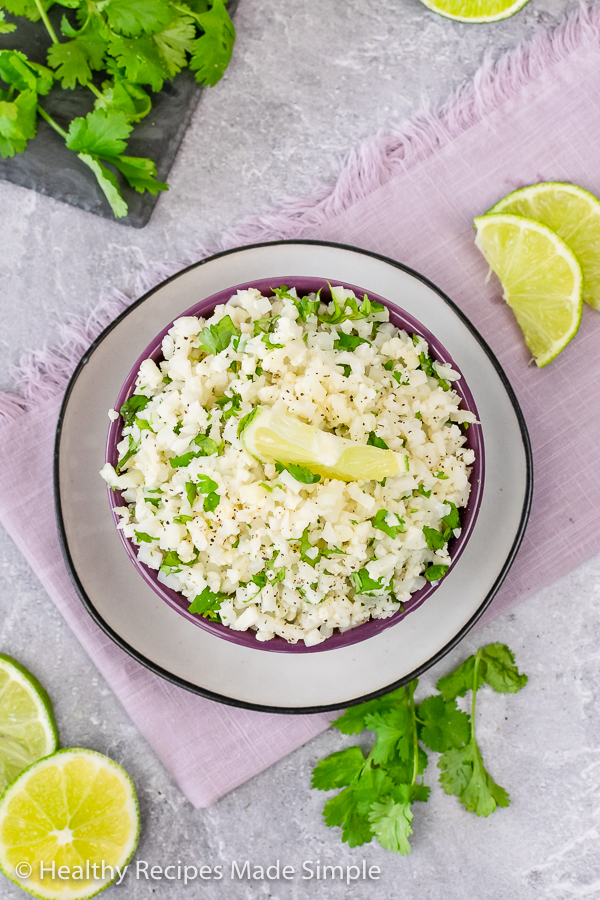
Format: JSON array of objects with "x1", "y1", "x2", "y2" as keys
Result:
[
  {"x1": 474, "y1": 214, "x2": 583, "y2": 366},
  {"x1": 487, "y1": 182, "x2": 600, "y2": 310},
  {"x1": 240, "y1": 406, "x2": 406, "y2": 482},
  {"x1": 0, "y1": 655, "x2": 58, "y2": 795},
  {"x1": 418, "y1": 0, "x2": 530, "y2": 22},
  {"x1": 0, "y1": 748, "x2": 140, "y2": 900}
]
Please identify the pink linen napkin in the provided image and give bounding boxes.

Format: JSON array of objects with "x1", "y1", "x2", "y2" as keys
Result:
[{"x1": 2, "y1": 4, "x2": 600, "y2": 808}]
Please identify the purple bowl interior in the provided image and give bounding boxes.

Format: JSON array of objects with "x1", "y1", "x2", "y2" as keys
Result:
[{"x1": 106, "y1": 276, "x2": 484, "y2": 653}]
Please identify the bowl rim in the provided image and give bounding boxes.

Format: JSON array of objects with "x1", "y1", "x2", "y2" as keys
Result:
[
  {"x1": 104, "y1": 275, "x2": 484, "y2": 652},
  {"x1": 53, "y1": 239, "x2": 533, "y2": 711}
]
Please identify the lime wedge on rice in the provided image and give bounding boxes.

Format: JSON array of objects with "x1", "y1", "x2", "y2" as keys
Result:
[
  {"x1": 0, "y1": 748, "x2": 140, "y2": 900},
  {"x1": 474, "y1": 214, "x2": 583, "y2": 367},
  {"x1": 0, "y1": 654, "x2": 58, "y2": 795},
  {"x1": 418, "y1": 0, "x2": 530, "y2": 22},
  {"x1": 240, "y1": 406, "x2": 407, "y2": 482},
  {"x1": 487, "y1": 182, "x2": 600, "y2": 310}
]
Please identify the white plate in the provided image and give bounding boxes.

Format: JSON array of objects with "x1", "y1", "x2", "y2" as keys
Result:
[{"x1": 55, "y1": 241, "x2": 532, "y2": 713}]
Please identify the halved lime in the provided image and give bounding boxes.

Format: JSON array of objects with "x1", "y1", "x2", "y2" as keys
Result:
[
  {"x1": 474, "y1": 214, "x2": 583, "y2": 366},
  {"x1": 0, "y1": 655, "x2": 58, "y2": 795},
  {"x1": 240, "y1": 406, "x2": 406, "y2": 482},
  {"x1": 418, "y1": 0, "x2": 530, "y2": 23},
  {"x1": 0, "y1": 748, "x2": 140, "y2": 900},
  {"x1": 487, "y1": 182, "x2": 600, "y2": 309}
]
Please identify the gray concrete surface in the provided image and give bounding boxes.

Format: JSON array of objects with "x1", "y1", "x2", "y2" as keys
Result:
[{"x1": 1, "y1": 0, "x2": 598, "y2": 897}]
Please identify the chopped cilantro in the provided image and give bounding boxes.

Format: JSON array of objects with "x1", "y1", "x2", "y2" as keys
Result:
[
  {"x1": 237, "y1": 407, "x2": 259, "y2": 438},
  {"x1": 134, "y1": 531, "x2": 154, "y2": 543},
  {"x1": 367, "y1": 431, "x2": 389, "y2": 450},
  {"x1": 372, "y1": 509, "x2": 405, "y2": 539},
  {"x1": 228, "y1": 360, "x2": 239, "y2": 374},
  {"x1": 119, "y1": 393, "x2": 149, "y2": 426},
  {"x1": 334, "y1": 332, "x2": 369, "y2": 352},
  {"x1": 415, "y1": 485, "x2": 431, "y2": 498},
  {"x1": 436, "y1": 471, "x2": 449, "y2": 479},
  {"x1": 423, "y1": 526, "x2": 447, "y2": 552},
  {"x1": 424, "y1": 564, "x2": 449, "y2": 582},
  {"x1": 197, "y1": 315, "x2": 239, "y2": 355},
  {"x1": 339, "y1": 364, "x2": 352, "y2": 377},
  {"x1": 116, "y1": 434, "x2": 140, "y2": 473},
  {"x1": 351, "y1": 568, "x2": 387, "y2": 594},
  {"x1": 188, "y1": 587, "x2": 227, "y2": 622},
  {"x1": 160, "y1": 550, "x2": 183, "y2": 576},
  {"x1": 260, "y1": 482, "x2": 274, "y2": 492},
  {"x1": 185, "y1": 481, "x2": 197, "y2": 506},
  {"x1": 261, "y1": 332, "x2": 285, "y2": 350},
  {"x1": 215, "y1": 390, "x2": 242, "y2": 420},
  {"x1": 275, "y1": 461, "x2": 321, "y2": 484},
  {"x1": 174, "y1": 515, "x2": 194, "y2": 525}
]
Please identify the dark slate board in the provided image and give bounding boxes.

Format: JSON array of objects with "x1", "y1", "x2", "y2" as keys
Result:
[{"x1": 0, "y1": 2, "x2": 238, "y2": 228}]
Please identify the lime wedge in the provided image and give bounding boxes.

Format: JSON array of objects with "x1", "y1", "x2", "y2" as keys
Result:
[
  {"x1": 0, "y1": 748, "x2": 140, "y2": 900},
  {"x1": 240, "y1": 406, "x2": 406, "y2": 482},
  {"x1": 474, "y1": 214, "x2": 583, "y2": 367},
  {"x1": 418, "y1": 0, "x2": 529, "y2": 22},
  {"x1": 0, "y1": 654, "x2": 58, "y2": 795},
  {"x1": 487, "y1": 182, "x2": 600, "y2": 310}
]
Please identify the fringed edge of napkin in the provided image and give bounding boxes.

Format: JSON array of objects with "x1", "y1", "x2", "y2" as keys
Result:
[{"x1": 1, "y1": 1, "x2": 598, "y2": 427}]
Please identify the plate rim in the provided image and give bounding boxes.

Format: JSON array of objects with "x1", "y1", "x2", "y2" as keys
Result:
[{"x1": 53, "y1": 239, "x2": 534, "y2": 714}]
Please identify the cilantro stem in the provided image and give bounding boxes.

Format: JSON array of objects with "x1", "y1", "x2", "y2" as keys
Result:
[
  {"x1": 87, "y1": 83, "x2": 103, "y2": 101},
  {"x1": 470, "y1": 647, "x2": 483, "y2": 743},
  {"x1": 33, "y1": 0, "x2": 59, "y2": 43},
  {"x1": 36, "y1": 104, "x2": 68, "y2": 140},
  {"x1": 408, "y1": 683, "x2": 419, "y2": 786}
]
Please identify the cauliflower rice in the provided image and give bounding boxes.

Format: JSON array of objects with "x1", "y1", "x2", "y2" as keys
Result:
[{"x1": 101, "y1": 285, "x2": 477, "y2": 648}]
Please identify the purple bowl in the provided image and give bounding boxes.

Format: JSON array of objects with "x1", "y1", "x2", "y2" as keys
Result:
[{"x1": 106, "y1": 277, "x2": 484, "y2": 653}]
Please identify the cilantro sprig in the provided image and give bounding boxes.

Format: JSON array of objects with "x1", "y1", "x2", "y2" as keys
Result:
[
  {"x1": 312, "y1": 643, "x2": 527, "y2": 854},
  {"x1": 0, "y1": 0, "x2": 236, "y2": 217}
]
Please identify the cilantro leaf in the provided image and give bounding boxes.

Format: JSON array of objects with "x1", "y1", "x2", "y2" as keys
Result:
[
  {"x1": 0, "y1": 10, "x2": 15, "y2": 32},
  {"x1": 423, "y1": 526, "x2": 447, "y2": 552},
  {"x1": 66, "y1": 108, "x2": 131, "y2": 157},
  {"x1": 119, "y1": 393, "x2": 150, "y2": 426},
  {"x1": 185, "y1": 481, "x2": 197, "y2": 506},
  {"x1": 351, "y1": 567, "x2": 386, "y2": 594},
  {"x1": 116, "y1": 433, "x2": 140, "y2": 473},
  {"x1": 47, "y1": 29, "x2": 107, "y2": 88},
  {"x1": 203, "y1": 491, "x2": 219, "y2": 512},
  {"x1": 188, "y1": 586, "x2": 226, "y2": 620},
  {"x1": 417, "y1": 695, "x2": 470, "y2": 752},
  {"x1": 312, "y1": 747, "x2": 365, "y2": 790},
  {"x1": 331, "y1": 687, "x2": 408, "y2": 734},
  {"x1": 423, "y1": 564, "x2": 449, "y2": 582},
  {"x1": 270, "y1": 285, "x2": 294, "y2": 301},
  {"x1": 339, "y1": 364, "x2": 352, "y2": 377},
  {"x1": 105, "y1": 0, "x2": 172, "y2": 37},
  {"x1": 334, "y1": 332, "x2": 369, "y2": 351},
  {"x1": 196, "y1": 475, "x2": 218, "y2": 494},
  {"x1": 197, "y1": 314, "x2": 238, "y2": 355},
  {"x1": 216, "y1": 390, "x2": 242, "y2": 420},
  {"x1": 364, "y1": 707, "x2": 411, "y2": 765},
  {"x1": 108, "y1": 154, "x2": 168, "y2": 194},
  {"x1": 275, "y1": 461, "x2": 320, "y2": 484},
  {"x1": 0, "y1": 50, "x2": 53, "y2": 95},
  {"x1": 237, "y1": 406, "x2": 258, "y2": 438},
  {"x1": 189, "y1": 0, "x2": 235, "y2": 87},
  {"x1": 77, "y1": 152, "x2": 127, "y2": 216},
  {"x1": 438, "y1": 742, "x2": 509, "y2": 817},
  {"x1": 372, "y1": 509, "x2": 404, "y2": 539},
  {"x1": 134, "y1": 531, "x2": 155, "y2": 543},
  {"x1": 0, "y1": 0, "x2": 44, "y2": 22},
  {"x1": 480, "y1": 643, "x2": 529, "y2": 694},
  {"x1": 173, "y1": 514, "x2": 193, "y2": 524},
  {"x1": 437, "y1": 655, "x2": 482, "y2": 701},
  {"x1": 367, "y1": 431, "x2": 389, "y2": 450},
  {"x1": 94, "y1": 77, "x2": 152, "y2": 122},
  {"x1": 442, "y1": 501, "x2": 460, "y2": 534},
  {"x1": 160, "y1": 549, "x2": 183, "y2": 575},
  {"x1": 322, "y1": 788, "x2": 373, "y2": 848},
  {"x1": 108, "y1": 14, "x2": 196, "y2": 92},
  {"x1": 0, "y1": 89, "x2": 37, "y2": 158},
  {"x1": 368, "y1": 789, "x2": 413, "y2": 855}
]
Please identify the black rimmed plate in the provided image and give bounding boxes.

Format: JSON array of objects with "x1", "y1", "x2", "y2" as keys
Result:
[{"x1": 54, "y1": 240, "x2": 532, "y2": 713}]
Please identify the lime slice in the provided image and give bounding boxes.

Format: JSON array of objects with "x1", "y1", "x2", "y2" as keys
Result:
[
  {"x1": 0, "y1": 655, "x2": 58, "y2": 795},
  {"x1": 474, "y1": 214, "x2": 583, "y2": 367},
  {"x1": 487, "y1": 182, "x2": 600, "y2": 310},
  {"x1": 418, "y1": 0, "x2": 530, "y2": 23},
  {"x1": 0, "y1": 748, "x2": 140, "y2": 900},
  {"x1": 240, "y1": 406, "x2": 407, "y2": 482}
]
